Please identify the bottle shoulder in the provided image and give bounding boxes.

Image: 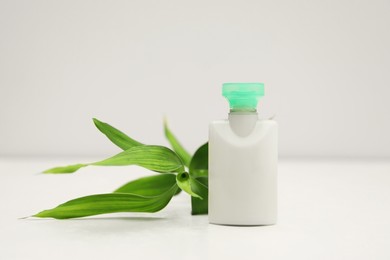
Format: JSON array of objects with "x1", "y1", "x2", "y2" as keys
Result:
[
  {"x1": 209, "y1": 119, "x2": 277, "y2": 146},
  {"x1": 210, "y1": 119, "x2": 277, "y2": 127}
]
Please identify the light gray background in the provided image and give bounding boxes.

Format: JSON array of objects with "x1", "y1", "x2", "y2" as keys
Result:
[{"x1": 1, "y1": 0, "x2": 389, "y2": 158}]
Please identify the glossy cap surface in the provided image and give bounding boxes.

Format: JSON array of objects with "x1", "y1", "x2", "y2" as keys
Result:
[{"x1": 222, "y1": 83, "x2": 264, "y2": 111}]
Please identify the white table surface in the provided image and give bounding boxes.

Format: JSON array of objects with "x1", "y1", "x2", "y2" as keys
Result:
[{"x1": 0, "y1": 158, "x2": 389, "y2": 260}]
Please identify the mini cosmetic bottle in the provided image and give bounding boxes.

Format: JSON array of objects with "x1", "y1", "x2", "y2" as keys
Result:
[{"x1": 209, "y1": 83, "x2": 278, "y2": 225}]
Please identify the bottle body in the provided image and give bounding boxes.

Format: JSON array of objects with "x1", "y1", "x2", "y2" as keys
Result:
[{"x1": 209, "y1": 116, "x2": 278, "y2": 225}]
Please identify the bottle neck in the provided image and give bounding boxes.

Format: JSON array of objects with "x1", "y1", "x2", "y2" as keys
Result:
[{"x1": 228, "y1": 111, "x2": 258, "y2": 137}]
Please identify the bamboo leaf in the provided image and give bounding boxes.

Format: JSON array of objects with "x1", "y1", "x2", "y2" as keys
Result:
[
  {"x1": 34, "y1": 184, "x2": 178, "y2": 219},
  {"x1": 93, "y1": 118, "x2": 143, "y2": 150},
  {"x1": 114, "y1": 174, "x2": 176, "y2": 196},
  {"x1": 191, "y1": 176, "x2": 208, "y2": 215},
  {"x1": 93, "y1": 145, "x2": 184, "y2": 173},
  {"x1": 176, "y1": 172, "x2": 202, "y2": 199},
  {"x1": 43, "y1": 164, "x2": 87, "y2": 174},
  {"x1": 189, "y1": 143, "x2": 209, "y2": 214},
  {"x1": 163, "y1": 119, "x2": 191, "y2": 167},
  {"x1": 189, "y1": 143, "x2": 208, "y2": 178},
  {"x1": 43, "y1": 145, "x2": 184, "y2": 174}
]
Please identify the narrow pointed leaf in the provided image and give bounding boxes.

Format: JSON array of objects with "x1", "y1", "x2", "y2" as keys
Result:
[
  {"x1": 93, "y1": 118, "x2": 143, "y2": 150},
  {"x1": 43, "y1": 145, "x2": 184, "y2": 174},
  {"x1": 93, "y1": 145, "x2": 185, "y2": 173},
  {"x1": 34, "y1": 184, "x2": 178, "y2": 219},
  {"x1": 189, "y1": 143, "x2": 208, "y2": 178},
  {"x1": 176, "y1": 172, "x2": 202, "y2": 199},
  {"x1": 114, "y1": 174, "x2": 176, "y2": 196},
  {"x1": 191, "y1": 176, "x2": 208, "y2": 215},
  {"x1": 43, "y1": 164, "x2": 87, "y2": 174},
  {"x1": 164, "y1": 119, "x2": 191, "y2": 167}
]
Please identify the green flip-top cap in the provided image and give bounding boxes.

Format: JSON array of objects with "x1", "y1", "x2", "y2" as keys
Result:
[{"x1": 222, "y1": 83, "x2": 265, "y2": 112}]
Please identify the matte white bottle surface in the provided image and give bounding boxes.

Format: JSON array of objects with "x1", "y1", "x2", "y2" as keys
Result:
[{"x1": 209, "y1": 113, "x2": 278, "y2": 225}]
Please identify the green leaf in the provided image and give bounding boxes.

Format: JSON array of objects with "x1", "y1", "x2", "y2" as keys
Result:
[
  {"x1": 43, "y1": 164, "x2": 87, "y2": 174},
  {"x1": 43, "y1": 145, "x2": 185, "y2": 174},
  {"x1": 163, "y1": 119, "x2": 191, "y2": 167},
  {"x1": 189, "y1": 143, "x2": 208, "y2": 178},
  {"x1": 176, "y1": 172, "x2": 202, "y2": 199},
  {"x1": 191, "y1": 176, "x2": 208, "y2": 215},
  {"x1": 34, "y1": 184, "x2": 179, "y2": 219},
  {"x1": 189, "y1": 143, "x2": 209, "y2": 214},
  {"x1": 114, "y1": 174, "x2": 176, "y2": 196},
  {"x1": 93, "y1": 118, "x2": 143, "y2": 150},
  {"x1": 93, "y1": 145, "x2": 185, "y2": 173}
]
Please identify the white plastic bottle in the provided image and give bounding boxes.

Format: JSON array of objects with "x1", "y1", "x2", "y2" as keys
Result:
[{"x1": 209, "y1": 83, "x2": 278, "y2": 225}]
